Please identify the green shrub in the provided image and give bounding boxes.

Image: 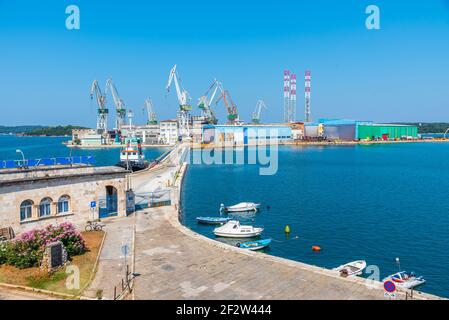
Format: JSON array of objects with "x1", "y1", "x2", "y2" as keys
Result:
[{"x1": 0, "y1": 222, "x2": 86, "y2": 269}]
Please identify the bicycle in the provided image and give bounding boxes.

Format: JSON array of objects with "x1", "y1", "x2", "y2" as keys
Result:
[{"x1": 85, "y1": 220, "x2": 105, "y2": 232}]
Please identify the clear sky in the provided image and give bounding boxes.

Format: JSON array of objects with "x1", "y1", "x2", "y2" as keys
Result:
[{"x1": 1, "y1": 0, "x2": 449, "y2": 126}]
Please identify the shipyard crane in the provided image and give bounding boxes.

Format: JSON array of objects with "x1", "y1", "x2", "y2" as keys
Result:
[
  {"x1": 166, "y1": 64, "x2": 192, "y2": 111},
  {"x1": 90, "y1": 80, "x2": 108, "y2": 134},
  {"x1": 143, "y1": 98, "x2": 157, "y2": 125},
  {"x1": 105, "y1": 78, "x2": 127, "y2": 131},
  {"x1": 252, "y1": 100, "x2": 267, "y2": 124},
  {"x1": 215, "y1": 88, "x2": 240, "y2": 125},
  {"x1": 166, "y1": 64, "x2": 191, "y2": 138},
  {"x1": 197, "y1": 79, "x2": 222, "y2": 124}
]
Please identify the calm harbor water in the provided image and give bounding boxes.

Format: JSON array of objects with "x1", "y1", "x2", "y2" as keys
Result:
[
  {"x1": 0, "y1": 135, "x2": 167, "y2": 165},
  {"x1": 181, "y1": 143, "x2": 449, "y2": 298}
]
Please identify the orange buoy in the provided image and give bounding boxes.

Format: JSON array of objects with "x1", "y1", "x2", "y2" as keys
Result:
[{"x1": 312, "y1": 245, "x2": 321, "y2": 252}]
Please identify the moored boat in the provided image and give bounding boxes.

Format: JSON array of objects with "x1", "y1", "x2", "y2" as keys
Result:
[
  {"x1": 383, "y1": 271, "x2": 426, "y2": 289},
  {"x1": 333, "y1": 260, "x2": 367, "y2": 277},
  {"x1": 220, "y1": 202, "x2": 261, "y2": 213},
  {"x1": 116, "y1": 137, "x2": 147, "y2": 171},
  {"x1": 196, "y1": 217, "x2": 232, "y2": 225},
  {"x1": 213, "y1": 220, "x2": 264, "y2": 238},
  {"x1": 236, "y1": 238, "x2": 271, "y2": 251}
]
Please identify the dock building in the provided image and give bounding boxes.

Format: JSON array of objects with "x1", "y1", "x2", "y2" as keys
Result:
[
  {"x1": 202, "y1": 124, "x2": 292, "y2": 145},
  {"x1": 0, "y1": 163, "x2": 129, "y2": 234},
  {"x1": 303, "y1": 119, "x2": 418, "y2": 141}
]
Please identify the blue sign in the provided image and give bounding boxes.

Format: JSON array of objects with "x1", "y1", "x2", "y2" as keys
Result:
[
  {"x1": 121, "y1": 244, "x2": 129, "y2": 256},
  {"x1": 384, "y1": 280, "x2": 396, "y2": 293},
  {"x1": 90, "y1": 201, "x2": 96, "y2": 208}
]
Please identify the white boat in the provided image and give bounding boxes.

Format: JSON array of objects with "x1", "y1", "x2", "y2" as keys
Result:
[
  {"x1": 117, "y1": 137, "x2": 147, "y2": 171},
  {"x1": 383, "y1": 271, "x2": 426, "y2": 289},
  {"x1": 333, "y1": 260, "x2": 367, "y2": 277},
  {"x1": 213, "y1": 220, "x2": 264, "y2": 238},
  {"x1": 220, "y1": 202, "x2": 261, "y2": 213}
]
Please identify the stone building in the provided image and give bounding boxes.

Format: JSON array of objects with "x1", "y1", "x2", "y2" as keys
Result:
[{"x1": 0, "y1": 164, "x2": 129, "y2": 235}]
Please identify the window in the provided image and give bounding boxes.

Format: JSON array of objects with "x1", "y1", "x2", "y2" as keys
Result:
[
  {"x1": 39, "y1": 197, "x2": 52, "y2": 217},
  {"x1": 20, "y1": 200, "x2": 33, "y2": 221},
  {"x1": 57, "y1": 195, "x2": 70, "y2": 214}
]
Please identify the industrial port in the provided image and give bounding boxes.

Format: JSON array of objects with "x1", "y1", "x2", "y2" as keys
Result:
[{"x1": 70, "y1": 65, "x2": 419, "y2": 149}]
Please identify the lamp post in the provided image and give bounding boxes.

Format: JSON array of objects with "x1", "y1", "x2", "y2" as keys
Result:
[{"x1": 16, "y1": 149, "x2": 25, "y2": 168}]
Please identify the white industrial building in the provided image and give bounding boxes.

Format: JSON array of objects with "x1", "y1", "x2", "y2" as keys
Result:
[{"x1": 159, "y1": 120, "x2": 179, "y2": 145}]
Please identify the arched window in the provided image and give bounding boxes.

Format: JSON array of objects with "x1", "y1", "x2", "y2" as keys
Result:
[
  {"x1": 20, "y1": 200, "x2": 33, "y2": 221},
  {"x1": 39, "y1": 197, "x2": 52, "y2": 217},
  {"x1": 57, "y1": 195, "x2": 70, "y2": 214}
]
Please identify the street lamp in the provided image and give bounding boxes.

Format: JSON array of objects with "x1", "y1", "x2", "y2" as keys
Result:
[{"x1": 16, "y1": 149, "x2": 25, "y2": 168}]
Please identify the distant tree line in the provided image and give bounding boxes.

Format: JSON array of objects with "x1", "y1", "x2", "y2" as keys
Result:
[
  {"x1": 0, "y1": 125, "x2": 87, "y2": 136},
  {"x1": 395, "y1": 123, "x2": 449, "y2": 134},
  {"x1": 0, "y1": 125, "x2": 44, "y2": 134}
]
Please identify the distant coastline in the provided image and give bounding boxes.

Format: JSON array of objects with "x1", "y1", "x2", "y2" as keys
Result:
[{"x1": 0, "y1": 125, "x2": 85, "y2": 137}]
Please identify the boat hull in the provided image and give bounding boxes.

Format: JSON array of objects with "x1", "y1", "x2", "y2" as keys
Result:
[
  {"x1": 116, "y1": 161, "x2": 148, "y2": 172},
  {"x1": 196, "y1": 217, "x2": 231, "y2": 225},
  {"x1": 214, "y1": 231, "x2": 262, "y2": 238},
  {"x1": 224, "y1": 203, "x2": 261, "y2": 212},
  {"x1": 238, "y1": 239, "x2": 271, "y2": 250}
]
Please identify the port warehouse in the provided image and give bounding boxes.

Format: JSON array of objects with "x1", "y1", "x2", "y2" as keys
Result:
[
  {"x1": 201, "y1": 120, "x2": 418, "y2": 143},
  {"x1": 305, "y1": 119, "x2": 418, "y2": 141},
  {"x1": 202, "y1": 125, "x2": 293, "y2": 144}
]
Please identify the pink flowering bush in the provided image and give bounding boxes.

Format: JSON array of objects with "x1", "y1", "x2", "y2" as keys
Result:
[{"x1": 0, "y1": 222, "x2": 86, "y2": 269}]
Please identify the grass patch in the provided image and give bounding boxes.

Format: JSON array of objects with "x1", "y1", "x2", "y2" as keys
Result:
[{"x1": 0, "y1": 231, "x2": 104, "y2": 296}]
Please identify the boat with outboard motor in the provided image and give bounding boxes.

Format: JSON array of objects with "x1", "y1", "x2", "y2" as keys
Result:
[
  {"x1": 213, "y1": 220, "x2": 264, "y2": 238},
  {"x1": 236, "y1": 238, "x2": 271, "y2": 251}
]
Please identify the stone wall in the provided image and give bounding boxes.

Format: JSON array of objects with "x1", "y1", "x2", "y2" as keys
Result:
[{"x1": 0, "y1": 169, "x2": 128, "y2": 235}]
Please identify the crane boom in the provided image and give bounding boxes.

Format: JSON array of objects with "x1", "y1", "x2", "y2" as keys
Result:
[
  {"x1": 215, "y1": 87, "x2": 239, "y2": 124},
  {"x1": 144, "y1": 98, "x2": 157, "y2": 125},
  {"x1": 166, "y1": 64, "x2": 192, "y2": 111},
  {"x1": 90, "y1": 80, "x2": 108, "y2": 134},
  {"x1": 252, "y1": 100, "x2": 267, "y2": 124},
  {"x1": 198, "y1": 79, "x2": 222, "y2": 124},
  {"x1": 105, "y1": 78, "x2": 127, "y2": 130}
]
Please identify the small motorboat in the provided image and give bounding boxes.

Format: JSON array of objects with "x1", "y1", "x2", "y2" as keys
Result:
[
  {"x1": 196, "y1": 217, "x2": 232, "y2": 225},
  {"x1": 220, "y1": 202, "x2": 261, "y2": 213},
  {"x1": 213, "y1": 220, "x2": 264, "y2": 238},
  {"x1": 236, "y1": 238, "x2": 272, "y2": 251},
  {"x1": 333, "y1": 260, "x2": 367, "y2": 277},
  {"x1": 383, "y1": 271, "x2": 426, "y2": 289}
]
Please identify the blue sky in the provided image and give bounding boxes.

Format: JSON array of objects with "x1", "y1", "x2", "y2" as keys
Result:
[{"x1": 1, "y1": 0, "x2": 449, "y2": 126}]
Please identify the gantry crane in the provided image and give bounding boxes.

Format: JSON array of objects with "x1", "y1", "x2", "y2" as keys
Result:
[
  {"x1": 215, "y1": 87, "x2": 240, "y2": 125},
  {"x1": 105, "y1": 78, "x2": 127, "y2": 131},
  {"x1": 252, "y1": 100, "x2": 267, "y2": 124},
  {"x1": 143, "y1": 98, "x2": 157, "y2": 125},
  {"x1": 197, "y1": 79, "x2": 222, "y2": 124},
  {"x1": 166, "y1": 64, "x2": 191, "y2": 138},
  {"x1": 90, "y1": 80, "x2": 108, "y2": 134}
]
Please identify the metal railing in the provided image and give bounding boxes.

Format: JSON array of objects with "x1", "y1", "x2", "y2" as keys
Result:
[{"x1": 0, "y1": 156, "x2": 95, "y2": 169}]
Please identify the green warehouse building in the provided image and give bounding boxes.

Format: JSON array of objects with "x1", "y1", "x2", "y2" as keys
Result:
[{"x1": 356, "y1": 124, "x2": 418, "y2": 141}]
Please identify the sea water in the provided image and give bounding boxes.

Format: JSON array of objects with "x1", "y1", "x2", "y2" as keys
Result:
[{"x1": 181, "y1": 143, "x2": 449, "y2": 298}]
